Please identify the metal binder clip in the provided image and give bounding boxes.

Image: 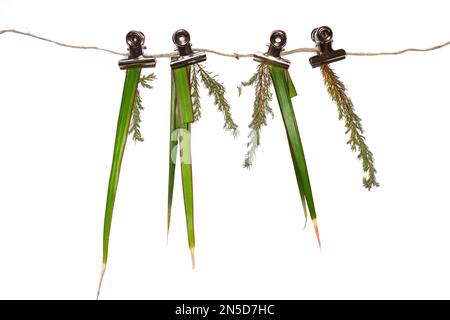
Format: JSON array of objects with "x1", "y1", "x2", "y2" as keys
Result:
[
  {"x1": 254, "y1": 30, "x2": 291, "y2": 69},
  {"x1": 309, "y1": 26, "x2": 346, "y2": 68},
  {"x1": 118, "y1": 30, "x2": 156, "y2": 70},
  {"x1": 170, "y1": 29, "x2": 207, "y2": 69}
]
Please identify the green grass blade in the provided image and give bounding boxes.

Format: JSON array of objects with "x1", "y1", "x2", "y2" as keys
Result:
[
  {"x1": 179, "y1": 123, "x2": 195, "y2": 268},
  {"x1": 167, "y1": 74, "x2": 179, "y2": 239},
  {"x1": 98, "y1": 67, "x2": 141, "y2": 298},
  {"x1": 173, "y1": 67, "x2": 194, "y2": 127},
  {"x1": 286, "y1": 70, "x2": 297, "y2": 98},
  {"x1": 173, "y1": 67, "x2": 196, "y2": 268},
  {"x1": 284, "y1": 69, "x2": 306, "y2": 225},
  {"x1": 269, "y1": 66, "x2": 320, "y2": 247}
]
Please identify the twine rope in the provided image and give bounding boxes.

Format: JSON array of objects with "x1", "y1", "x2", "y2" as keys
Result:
[{"x1": 1, "y1": 29, "x2": 449, "y2": 59}]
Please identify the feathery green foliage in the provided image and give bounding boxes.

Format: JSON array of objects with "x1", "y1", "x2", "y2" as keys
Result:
[
  {"x1": 190, "y1": 65, "x2": 202, "y2": 121},
  {"x1": 139, "y1": 73, "x2": 156, "y2": 89},
  {"x1": 129, "y1": 90, "x2": 144, "y2": 142},
  {"x1": 239, "y1": 63, "x2": 273, "y2": 168},
  {"x1": 129, "y1": 73, "x2": 156, "y2": 142},
  {"x1": 320, "y1": 64, "x2": 379, "y2": 190},
  {"x1": 191, "y1": 64, "x2": 239, "y2": 136}
]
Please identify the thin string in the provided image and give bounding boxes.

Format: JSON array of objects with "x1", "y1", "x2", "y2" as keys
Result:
[
  {"x1": 1, "y1": 29, "x2": 449, "y2": 59},
  {"x1": 0, "y1": 29, "x2": 125, "y2": 56}
]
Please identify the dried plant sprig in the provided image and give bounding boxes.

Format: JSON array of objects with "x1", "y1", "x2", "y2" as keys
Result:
[
  {"x1": 320, "y1": 64, "x2": 379, "y2": 190},
  {"x1": 190, "y1": 65, "x2": 201, "y2": 121},
  {"x1": 129, "y1": 73, "x2": 156, "y2": 142},
  {"x1": 239, "y1": 63, "x2": 273, "y2": 168},
  {"x1": 193, "y1": 64, "x2": 239, "y2": 136}
]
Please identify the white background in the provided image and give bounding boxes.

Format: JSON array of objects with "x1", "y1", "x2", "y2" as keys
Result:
[{"x1": 0, "y1": 0, "x2": 449, "y2": 299}]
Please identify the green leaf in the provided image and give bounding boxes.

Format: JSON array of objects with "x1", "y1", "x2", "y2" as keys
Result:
[
  {"x1": 286, "y1": 71, "x2": 297, "y2": 98},
  {"x1": 98, "y1": 67, "x2": 141, "y2": 298},
  {"x1": 270, "y1": 65, "x2": 320, "y2": 246},
  {"x1": 167, "y1": 74, "x2": 179, "y2": 239},
  {"x1": 172, "y1": 67, "x2": 194, "y2": 126},
  {"x1": 172, "y1": 66, "x2": 196, "y2": 268},
  {"x1": 179, "y1": 123, "x2": 195, "y2": 268}
]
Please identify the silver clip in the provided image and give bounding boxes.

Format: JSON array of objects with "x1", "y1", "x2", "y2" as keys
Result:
[
  {"x1": 118, "y1": 31, "x2": 156, "y2": 70},
  {"x1": 170, "y1": 29, "x2": 207, "y2": 69},
  {"x1": 309, "y1": 26, "x2": 346, "y2": 68},
  {"x1": 253, "y1": 30, "x2": 290, "y2": 69}
]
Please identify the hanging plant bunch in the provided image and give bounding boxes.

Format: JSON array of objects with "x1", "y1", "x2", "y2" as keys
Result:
[
  {"x1": 1, "y1": 25, "x2": 450, "y2": 299},
  {"x1": 190, "y1": 62, "x2": 239, "y2": 135},
  {"x1": 240, "y1": 30, "x2": 321, "y2": 246},
  {"x1": 97, "y1": 31, "x2": 157, "y2": 299},
  {"x1": 310, "y1": 26, "x2": 379, "y2": 190},
  {"x1": 167, "y1": 29, "x2": 238, "y2": 269},
  {"x1": 239, "y1": 62, "x2": 273, "y2": 168}
]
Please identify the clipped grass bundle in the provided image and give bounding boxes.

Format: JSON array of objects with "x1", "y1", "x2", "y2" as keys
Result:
[
  {"x1": 240, "y1": 30, "x2": 321, "y2": 246},
  {"x1": 97, "y1": 31, "x2": 156, "y2": 299},
  {"x1": 169, "y1": 64, "x2": 196, "y2": 267},
  {"x1": 168, "y1": 29, "x2": 238, "y2": 268},
  {"x1": 310, "y1": 25, "x2": 378, "y2": 190}
]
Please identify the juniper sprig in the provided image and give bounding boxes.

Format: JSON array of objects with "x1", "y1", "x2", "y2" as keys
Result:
[
  {"x1": 129, "y1": 73, "x2": 156, "y2": 142},
  {"x1": 320, "y1": 64, "x2": 379, "y2": 190},
  {"x1": 239, "y1": 63, "x2": 273, "y2": 168},
  {"x1": 191, "y1": 64, "x2": 239, "y2": 136}
]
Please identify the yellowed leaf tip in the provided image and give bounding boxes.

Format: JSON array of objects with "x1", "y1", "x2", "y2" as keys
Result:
[
  {"x1": 190, "y1": 247, "x2": 196, "y2": 269},
  {"x1": 312, "y1": 219, "x2": 322, "y2": 250},
  {"x1": 96, "y1": 263, "x2": 107, "y2": 300},
  {"x1": 167, "y1": 214, "x2": 171, "y2": 242},
  {"x1": 302, "y1": 202, "x2": 308, "y2": 229}
]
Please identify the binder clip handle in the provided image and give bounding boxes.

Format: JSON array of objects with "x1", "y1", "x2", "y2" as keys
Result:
[
  {"x1": 173, "y1": 29, "x2": 193, "y2": 56},
  {"x1": 253, "y1": 30, "x2": 290, "y2": 68},
  {"x1": 119, "y1": 30, "x2": 156, "y2": 70},
  {"x1": 267, "y1": 30, "x2": 287, "y2": 57},
  {"x1": 311, "y1": 26, "x2": 333, "y2": 53},
  {"x1": 170, "y1": 29, "x2": 206, "y2": 69},
  {"x1": 309, "y1": 26, "x2": 346, "y2": 68},
  {"x1": 126, "y1": 30, "x2": 146, "y2": 59}
]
